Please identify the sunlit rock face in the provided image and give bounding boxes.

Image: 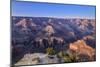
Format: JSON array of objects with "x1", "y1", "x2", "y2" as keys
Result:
[
  {"x1": 69, "y1": 40, "x2": 95, "y2": 61},
  {"x1": 15, "y1": 18, "x2": 37, "y2": 33},
  {"x1": 44, "y1": 25, "x2": 55, "y2": 36},
  {"x1": 15, "y1": 18, "x2": 36, "y2": 27},
  {"x1": 14, "y1": 53, "x2": 59, "y2": 65}
]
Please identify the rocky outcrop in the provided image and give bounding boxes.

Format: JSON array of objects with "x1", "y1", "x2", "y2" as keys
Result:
[
  {"x1": 69, "y1": 40, "x2": 95, "y2": 61},
  {"x1": 33, "y1": 37, "x2": 64, "y2": 48},
  {"x1": 44, "y1": 25, "x2": 55, "y2": 36}
]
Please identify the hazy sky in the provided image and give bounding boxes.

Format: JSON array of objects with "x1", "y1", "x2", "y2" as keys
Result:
[{"x1": 12, "y1": 0, "x2": 96, "y2": 19}]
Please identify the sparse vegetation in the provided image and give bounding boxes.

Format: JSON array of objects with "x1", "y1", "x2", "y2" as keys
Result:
[
  {"x1": 57, "y1": 51, "x2": 77, "y2": 63},
  {"x1": 46, "y1": 47, "x2": 56, "y2": 55}
]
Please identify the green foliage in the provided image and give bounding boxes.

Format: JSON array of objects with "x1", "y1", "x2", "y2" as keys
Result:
[
  {"x1": 68, "y1": 53, "x2": 77, "y2": 62},
  {"x1": 57, "y1": 51, "x2": 67, "y2": 58},
  {"x1": 46, "y1": 47, "x2": 56, "y2": 55},
  {"x1": 46, "y1": 48, "x2": 77, "y2": 62},
  {"x1": 63, "y1": 56, "x2": 72, "y2": 63},
  {"x1": 57, "y1": 51, "x2": 77, "y2": 63}
]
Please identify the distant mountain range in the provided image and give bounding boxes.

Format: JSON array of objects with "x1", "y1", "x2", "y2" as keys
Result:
[{"x1": 12, "y1": 16, "x2": 95, "y2": 48}]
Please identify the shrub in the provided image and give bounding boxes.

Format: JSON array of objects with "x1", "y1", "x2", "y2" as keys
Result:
[
  {"x1": 57, "y1": 51, "x2": 65, "y2": 58},
  {"x1": 57, "y1": 51, "x2": 77, "y2": 63},
  {"x1": 46, "y1": 47, "x2": 56, "y2": 55},
  {"x1": 63, "y1": 56, "x2": 72, "y2": 63}
]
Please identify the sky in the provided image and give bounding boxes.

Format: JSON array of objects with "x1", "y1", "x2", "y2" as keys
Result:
[{"x1": 12, "y1": 0, "x2": 96, "y2": 19}]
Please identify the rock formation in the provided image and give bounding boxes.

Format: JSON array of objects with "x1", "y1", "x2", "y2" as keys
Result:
[{"x1": 69, "y1": 40, "x2": 95, "y2": 61}]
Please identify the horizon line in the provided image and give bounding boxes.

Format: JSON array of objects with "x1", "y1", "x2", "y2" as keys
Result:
[{"x1": 12, "y1": 15, "x2": 95, "y2": 19}]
